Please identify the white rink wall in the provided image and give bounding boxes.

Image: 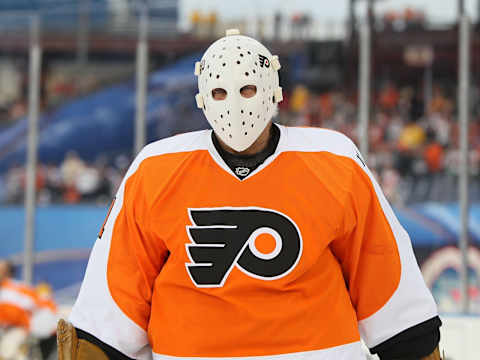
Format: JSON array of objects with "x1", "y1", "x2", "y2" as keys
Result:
[
  {"x1": 362, "y1": 315, "x2": 480, "y2": 360},
  {"x1": 439, "y1": 315, "x2": 480, "y2": 360}
]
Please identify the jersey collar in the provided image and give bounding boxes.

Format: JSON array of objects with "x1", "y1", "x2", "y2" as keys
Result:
[{"x1": 206, "y1": 123, "x2": 286, "y2": 182}]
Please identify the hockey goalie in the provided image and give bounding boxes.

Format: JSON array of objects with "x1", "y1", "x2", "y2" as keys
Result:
[{"x1": 58, "y1": 29, "x2": 442, "y2": 360}]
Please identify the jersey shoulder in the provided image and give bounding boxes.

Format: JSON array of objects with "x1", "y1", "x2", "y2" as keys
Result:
[
  {"x1": 281, "y1": 126, "x2": 360, "y2": 160},
  {"x1": 128, "y1": 130, "x2": 211, "y2": 176},
  {"x1": 140, "y1": 129, "x2": 210, "y2": 160}
]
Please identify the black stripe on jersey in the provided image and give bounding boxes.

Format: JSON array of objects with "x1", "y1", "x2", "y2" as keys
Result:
[{"x1": 369, "y1": 316, "x2": 442, "y2": 359}]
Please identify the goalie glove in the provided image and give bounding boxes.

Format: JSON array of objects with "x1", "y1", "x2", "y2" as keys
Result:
[
  {"x1": 421, "y1": 346, "x2": 442, "y2": 360},
  {"x1": 57, "y1": 319, "x2": 109, "y2": 360}
]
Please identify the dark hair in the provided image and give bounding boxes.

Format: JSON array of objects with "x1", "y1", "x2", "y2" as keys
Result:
[{"x1": 2, "y1": 261, "x2": 14, "y2": 278}]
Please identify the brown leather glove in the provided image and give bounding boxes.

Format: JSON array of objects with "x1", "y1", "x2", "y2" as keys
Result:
[
  {"x1": 57, "y1": 319, "x2": 109, "y2": 360},
  {"x1": 421, "y1": 346, "x2": 442, "y2": 360}
]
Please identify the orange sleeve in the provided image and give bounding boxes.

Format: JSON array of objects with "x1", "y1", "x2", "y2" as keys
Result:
[
  {"x1": 330, "y1": 165, "x2": 401, "y2": 321},
  {"x1": 69, "y1": 148, "x2": 170, "y2": 358},
  {"x1": 330, "y1": 142, "x2": 437, "y2": 349},
  {"x1": 107, "y1": 163, "x2": 169, "y2": 331}
]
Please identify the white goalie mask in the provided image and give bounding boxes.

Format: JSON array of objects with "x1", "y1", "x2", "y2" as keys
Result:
[{"x1": 195, "y1": 29, "x2": 283, "y2": 152}]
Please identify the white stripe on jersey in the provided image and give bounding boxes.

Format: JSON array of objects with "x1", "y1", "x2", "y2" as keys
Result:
[
  {"x1": 0, "y1": 288, "x2": 36, "y2": 311},
  {"x1": 153, "y1": 341, "x2": 365, "y2": 360}
]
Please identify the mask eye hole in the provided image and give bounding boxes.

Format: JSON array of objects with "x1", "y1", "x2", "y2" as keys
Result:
[
  {"x1": 212, "y1": 88, "x2": 227, "y2": 100},
  {"x1": 240, "y1": 85, "x2": 257, "y2": 99}
]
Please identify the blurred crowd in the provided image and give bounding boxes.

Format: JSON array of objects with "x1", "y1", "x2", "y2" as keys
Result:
[
  {"x1": 0, "y1": 62, "x2": 132, "y2": 125},
  {"x1": 1, "y1": 152, "x2": 131, "y2": 205},
  {"x1": 2, "y1": 74, "x2": 480, "y2": 206},
  {"x1": 2, "y1": 80, "x2": 480, "y2": 206},
  {"x1": 281, "y1": 81, "x2": 480, "y2": 205}
]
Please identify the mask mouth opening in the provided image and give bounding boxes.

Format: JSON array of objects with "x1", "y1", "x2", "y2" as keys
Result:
[
  {"x1": 212, "y1": 88, "x2": 227, "y2": 100},
  {"x1": 240, "y1": 85, "x2": 257, "y2": 99}
]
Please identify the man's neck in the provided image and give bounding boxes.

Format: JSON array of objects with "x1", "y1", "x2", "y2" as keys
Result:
[{"x1": 211, "y1": 123, "x2": 280, "y2": 180}]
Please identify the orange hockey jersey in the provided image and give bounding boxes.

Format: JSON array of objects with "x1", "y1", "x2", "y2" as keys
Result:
[
  {"x1": 0, "y1": 279, "x2": 56, "y2": 331},
  {"x1": 70, "y1": 125, "x2": 438, "y2": 360}
]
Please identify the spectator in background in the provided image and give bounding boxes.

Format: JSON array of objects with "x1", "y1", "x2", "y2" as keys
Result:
[
  {"x1": 381, "y1": 157, "x2": 402, "y2": 204},
  {"x1": 61, "y1": 151, "x2": 85, "y2": 203},
  {"x1": 290, "y1": 85, "x2": 309, "y2": 113},
  {"x1": 378, "y1": 82, "x2": 399, "y2": 112},
  {"x1": 422, "y1": 129, "x2": 445, "y2": 201},
  {"x1": 75, "y1": 164, "x2": 101, "y2": 202},
  {"x1": 429, "y1": 86, "x2": 452, "y2": 115},
  {"x1": 0, "y1": 260, "x2": 58, "y2": 359},
  {"x1": 396, "y1": 117, "x2": 426, "y2": 174},
  {"x1": 424, "y1": 129, "x2": 444, "y2": 174},
  {"x1": 5, "y1": 163, "x2": 24, "y2": 204},
  {"x1": 44, "y1": 162, "x2": 64, "y2": 203},
  {"x1": 410, "y1": 90, "x2": 424, "y2": 121}
]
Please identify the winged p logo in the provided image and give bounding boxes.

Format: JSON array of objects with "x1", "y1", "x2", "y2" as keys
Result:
[
  {"x1": 185, "y1": 207, "x2": 302, "y2": 287},
  {"x1": 258, "y1": 54, "x2": 270, "y2": 68}
]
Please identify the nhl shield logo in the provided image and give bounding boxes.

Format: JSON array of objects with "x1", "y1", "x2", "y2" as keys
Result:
[{"x1": 235, "y1": 167, "x2": 250, "y2": 177}]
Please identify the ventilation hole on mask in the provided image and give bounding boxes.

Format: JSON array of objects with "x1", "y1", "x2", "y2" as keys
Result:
[
  {"x1": 219, "y1": 55, "x2": 223, "y2": 59},
  {"x1": 216, "y1": 74, "x2": 220, "y2": 79},
  {"x1": 255, "y1": 62, "x2": 258, "y2": 66},
  {"x1": 240, "y1": 53, "x2": 244, "y2": 57},
  {"x1": 222, "y1": 127, "x2": 225, "y2": 131},
  {"x1": 229, "y1": 134, "x2": 232, "y2": 138},
  {"x1": 245, "y1": 72, "x2": 249, "y2": 76},
  {"x1": 251, "y1": 124, "x2": 254, "y2": 128},
  {"x1": 209, "y1": 73, "x2": 212, "y2": 77},
  {"x1": 237, "y1": 60, "x2": 241, "y2": 65},
  {"x1": 227, "y1": 110, "x2": 230, "y2": 114},
  {"x1": 220, "y1": 114, "x2": 223, "y2": 118},
  {"x1": 272, "y1": 96, "x2": 275, "y2": 103},
  {"x1": 248, "y1": 51, "x2": 251, "y2": 55},
  {"x1": 257, "y1": 114, "x2": 260, "y2": 119},
  {"x1": 214, "y1": 119, "x2": 217, "y2": 123},
  {"x1": 253, "y1": 69, "x2": 256, "y2": 74},
  {"x1": 222, "y1": 63, "x2": 226, "y2": 67},
  {"x1": 242, "y1": 121, "x2": 245, "y2": 126},
  {"x1": 249, "y1": 112, "x2": 252, "y2": 116},
  {"x1": 207, "y1": 65, "x2": 210, "y2": 69},
  {"x1": 244, "y1": 132, "x2": 248, "y2": 136},
  {"x1": 241, "y1": 110, "x2": 244, "y2": 114},
  {"x1": 228, "y1": 123, "x2": 231, "y2": 127},
  {"x1": 237, "y1": 46, "x2": 241, "y2": 49},
  {"x1": 262, "y1": 101, "x2": 265, "y2": 104},
  {"x1": 213, "y1": 54, "x2": 216, "y2": 58}
]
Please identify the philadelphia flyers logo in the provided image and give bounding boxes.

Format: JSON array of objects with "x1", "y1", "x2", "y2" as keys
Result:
[
  {"x1": 258, "y1": 54, "x2": 270, "y2": 68},
  {"x1": 185, "y1": 207, "x2": 302, "y2": 288}
]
